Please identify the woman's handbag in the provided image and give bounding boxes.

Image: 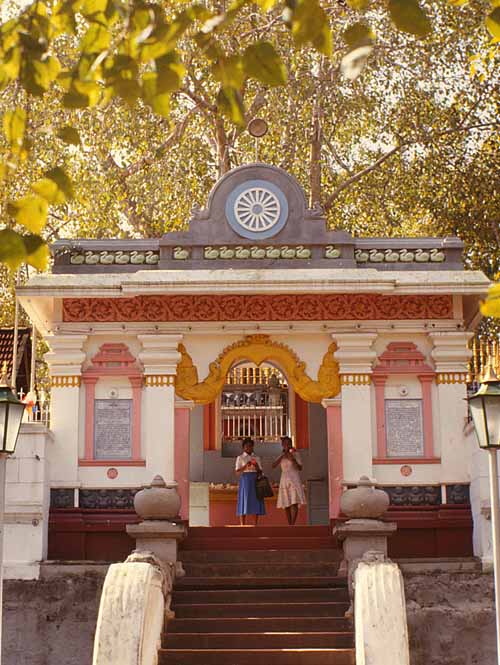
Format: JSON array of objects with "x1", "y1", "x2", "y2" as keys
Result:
[{"x1": 255, "y1": 473, "x2": 274, "y2": 500}]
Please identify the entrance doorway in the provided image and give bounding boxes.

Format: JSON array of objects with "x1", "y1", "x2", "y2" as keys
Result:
[{"x1": 187, "y1": 359, "x2": 329, "y2": 526}]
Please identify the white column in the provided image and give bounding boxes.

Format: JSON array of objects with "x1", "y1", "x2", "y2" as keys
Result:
[
  {"x1": 44, "y1": 335, "x2": 87, "y2": 484},
  {"x1": 429, "y1": 332, "x2": 473, "y2": 482},
  {"x1": 138, "y1": 335, "x2": 183, "y2": 483},
  {"x1": 332, "y1": 333, "x2": 377, "y2": 483}
]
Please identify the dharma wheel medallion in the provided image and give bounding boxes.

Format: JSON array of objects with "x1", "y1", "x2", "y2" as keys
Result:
[{"x1": 225, "y1": 179, "x2": 288, "y2": 240}]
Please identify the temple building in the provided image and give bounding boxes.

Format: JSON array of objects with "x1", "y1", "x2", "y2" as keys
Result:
[{"x1": 9, "y1": 162, "x2": 494, "y2": 579}]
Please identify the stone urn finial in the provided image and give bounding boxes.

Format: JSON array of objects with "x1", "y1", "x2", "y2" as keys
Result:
[
  {"x1": 134, "y1": 475, "x2": 181, "y2": 521},
  {"x1": 340, "y1": 475, "x2": 390, "y2": 519}
]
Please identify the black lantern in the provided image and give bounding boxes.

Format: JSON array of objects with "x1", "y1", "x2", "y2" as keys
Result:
[
  {"x1": 0, "y1": 363, "x2": 24, "y2": 455},
  {"x1": 469, "y1": 364, "x2": 500, "y2": 450}
]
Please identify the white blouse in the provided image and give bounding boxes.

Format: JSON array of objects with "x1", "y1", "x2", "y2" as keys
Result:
[{"x1": 235, "y1": 452, "x2": 262, "y2": 473}]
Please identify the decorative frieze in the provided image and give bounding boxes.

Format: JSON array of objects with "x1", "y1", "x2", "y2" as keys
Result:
[
  {"x1": 144, "y1": 375, "x2": 175, "y2": 387},
  {"x1": 51, "y1": 375, "x2": 81, "y2": 388},
  {"x1": 436, "y1": 372, "x2": 469, "y2": 385},
  {"x1": 69, "y1": 250, "x2": 159, "y2": 265},
  {"x1": 202, "y1": 245, "x2": 313, "y2": 260},
  {"x1": 383, "y1": 485, "x2": 441, "y2": 506},
  {"x1": 63, "y1": 294, "x2": 454, "y2": 323},
  {"x1": 79, "y1": 488, "x2": 138, "y2": 509},
  {"x1": 341, "y1": 374, "x2": 371, "y2": 386},
  {"x1": 445, "y1": 484, "x2": 470, "y2": 505},
  {"x1": 355, "y1": 248, "x2": 445, "y2": 264},
  {"x1": 50, "y1": 488, "x2": 75, "y2": 508}
]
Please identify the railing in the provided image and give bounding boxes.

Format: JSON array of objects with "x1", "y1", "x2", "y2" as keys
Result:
[{"x1": 221, "y1": 405, "x2": 287, "y2": 441}]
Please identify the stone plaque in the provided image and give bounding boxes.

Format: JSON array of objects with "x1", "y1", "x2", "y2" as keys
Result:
[
  {"x1": 385, "y1": 399, "x2": 424, "y2": 457},
  {"x1": 94, "y1": 399, "x2": 132, "y2": 459}
]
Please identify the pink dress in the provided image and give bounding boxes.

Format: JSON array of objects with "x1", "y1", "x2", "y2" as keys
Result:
[{"x1": 277, "y1": 453, "x2": 306, "y2": 508}]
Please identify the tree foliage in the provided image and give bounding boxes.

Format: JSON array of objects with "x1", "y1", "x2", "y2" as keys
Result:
[{"x1": 0, "y1": 0, "x2": 498, "y2": 279}]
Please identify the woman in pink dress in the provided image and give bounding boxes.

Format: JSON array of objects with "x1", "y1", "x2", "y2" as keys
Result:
[{"x1": 272, "y1": 436, "x2": 306, "y2": 525}]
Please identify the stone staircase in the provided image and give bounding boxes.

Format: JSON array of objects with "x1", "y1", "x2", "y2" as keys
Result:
[{"x1": 159, "y1": 526, "x2": 355, "y2": 665}]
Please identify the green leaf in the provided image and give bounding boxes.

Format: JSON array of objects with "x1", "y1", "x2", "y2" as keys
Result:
[
  {"x1": 213, "y1": 55, "x2": 245, "y2": 88},
  {"x1": 0, "y1": 47, "x2": 21, "y2": 82},
  {"x1": 57, "y1": 126, "x2": 81, "y2": 146},
  {"x1": 217, "y1": 86, "x2": 245, "y2": 126},
  {"x1": 8, "y1": 195, "x2": 48, "y2": 233},
  {"x1": 156, "y1": 55, "x2": 186, "y2": 93},
  {"x1": 81, "y1": 0, "x2": 107, "y2": 17},
  {"x1": 46, "y1": 167, "x2": 74, "y2": 201},
  {"x1": 31, "y1": 55, "x2": 61, "y2": 91},
  {"x1": 0, "y1": 228, "x2": 27, "y2": 270},
  {"x1": 343, "y1": 22, "x2": 374, "y2": 49},
  {"x1": 81, "y1": 24, "x2": 110, "y2": 54},
  {"x1": 289, "y1": 0, "x2": 332, "y2": 56},
  {"x1": 346, "y1": 0, "x2": 371, "y2": 10},
  {"x1": 486, "y1": 7, "x2": 500, "y2": 39},
  {"x1": 3, "y1": 107, "x2": 26, "y2": 150},
  {"x1": 23, "y1": 235, "x2": 50, "y2": 271},
  {"x1": 481, "y1": 283, "x2": 500, "y2": 319},
  {"x1": 243, "y1": 42, "x2": 287, "y2": 86},
  {"x1": 63, "y1": 80, "x2": 102, "y2": 108},
  {"x1": 142, "y1": 73, "x2": 171, "y2": 117},
  {"x1": 255, "y1": 0, "x2": 278, "y2": 9},
  {"x1": 388, "y1": 0, "x2": 431, "y2": 37}
]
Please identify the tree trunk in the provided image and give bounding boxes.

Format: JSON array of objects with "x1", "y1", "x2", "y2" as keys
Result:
[
  {"x1": 309, "y1": 98, "x2": 322, "y2": 207},
  {"x1": 215, "y1": 117, "x2": 231, "y2": 176}
]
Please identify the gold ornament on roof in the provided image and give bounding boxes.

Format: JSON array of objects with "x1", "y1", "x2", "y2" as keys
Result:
[{"x1": 175, "y1": 334, "x2": 340, "y2": 405}]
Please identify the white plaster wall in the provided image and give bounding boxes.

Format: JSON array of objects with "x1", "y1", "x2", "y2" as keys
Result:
[
  {"x1": 5, "y1": 424, "x2": 52, "y2": 579},
  {"x1": 342, "y1": 385, "x2": 373, "y2": 483},
  {"x1": 469, "y1": 424, "x2": 497, "y2": 566},
  {"x1": 373, "y1": 464, "x2": 442, "y2": 485},
  {"x1": 50, "y1": 385, "x2": 81, "y2": 483},
  {"x1": 435, "y1": 383, "x2": 471, "y2": 482}
]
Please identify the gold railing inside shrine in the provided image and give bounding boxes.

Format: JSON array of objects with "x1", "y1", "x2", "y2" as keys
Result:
[{"x1": 469, "y1": 337, "x2": 500, "y2": 384}]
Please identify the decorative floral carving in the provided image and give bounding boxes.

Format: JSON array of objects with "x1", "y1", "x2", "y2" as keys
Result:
[
  {"x1": 175, "y1": 334, "x2": 341, "y2": 405},
  {"x1": 63, "y1": 294, "x2": 454, "y2": 322},
  {"x1": 50, "y1": 488, "x2": 75, "y2": 508},
  {"x1": 446, "y1": 484, "x2": 470, "y2": 505},
  {"x1": 79, "y1": 488, "x2": 138, "y2": 509}
]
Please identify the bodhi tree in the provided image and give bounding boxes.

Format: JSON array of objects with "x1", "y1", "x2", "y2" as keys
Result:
[{"x1": 0, "y1": 0, "x2": 498, "y2": 281}]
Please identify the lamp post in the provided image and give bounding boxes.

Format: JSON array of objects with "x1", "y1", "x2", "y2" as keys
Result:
[
  {"x1": 0, "y1": 362, "x2": 24, "y2": 663},
  {"x1": 468, "y1": 364, "x2": 500, "y2": 665}
]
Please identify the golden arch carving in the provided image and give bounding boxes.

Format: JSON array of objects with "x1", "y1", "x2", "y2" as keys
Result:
[{"x1": 175, "y1": 334, "x2": 340, "y2": 405}]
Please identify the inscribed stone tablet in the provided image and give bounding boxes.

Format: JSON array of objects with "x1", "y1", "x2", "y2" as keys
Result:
[
  {"x1": 385, "y1": 399, "x2": 424, "y2": 457},
  {"x1": 94, "y1": 399, "x2": 132, "y2": 459}
]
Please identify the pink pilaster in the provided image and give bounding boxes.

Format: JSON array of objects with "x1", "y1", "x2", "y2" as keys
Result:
[
  {"x1": 175, "y1": 403, "x2": 192, "y2": 521},
  {"x1": 323, "y1": 398, "x2": 343, "y2": 520},
  {"x1": 418, "y1": 375, "x2": 435, "y2": 458},
  {"x1": 130, "y1": 376, "x2": 143, "y2": 461},
  {"x1": 373, "y1": 375, "x2": 388, "y2": 458},
  {"x1": 82, "y1": 376, "x2": 98, "y2": 461}
]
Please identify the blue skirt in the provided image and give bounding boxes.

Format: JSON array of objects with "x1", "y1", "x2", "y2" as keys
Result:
[{"x1": 237, "y1": 472, "x2": 266, "y2": 516}]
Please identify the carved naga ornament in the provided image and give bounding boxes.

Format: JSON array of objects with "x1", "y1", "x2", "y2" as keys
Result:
[{"x1": 174, "y1": 334, "x2": 341, "y2": 405}]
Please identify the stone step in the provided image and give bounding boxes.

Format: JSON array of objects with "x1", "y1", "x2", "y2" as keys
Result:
[
  {"x1": 173, "y1": 601, "x2": 350, "y2": 619},
  {"x1": 179, "y1": 549, "x2": 341, "y2": 563},
  {"x1": 172, "y1": 588, "x2": 349, "y2": 605},
  {"x1": 181, "y1": 562, "x2": 340, "y2": 577},
  {"x1": 186, "y1": 526, "x2": 332, "y2": 537},
  {"x1": 175, "y1": 576, "x2": 346, "y2": 590},
  {"x1": 158, "y1": 647, "x2": 355, "y2": 665},
  {"x1": 181, "y1": 537, "x2": 337, "y2": 550},
  {"x1": 166, "y1": 617, "x2": 352, "y2": 634},
  {"x1": 163, "y1": 632, "x2": 354, "y2": 649}
]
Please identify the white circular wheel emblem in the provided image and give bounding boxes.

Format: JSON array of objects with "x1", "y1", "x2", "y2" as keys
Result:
[{"x1": 234, "y1": 187, "x2": 281, "y2": 233}]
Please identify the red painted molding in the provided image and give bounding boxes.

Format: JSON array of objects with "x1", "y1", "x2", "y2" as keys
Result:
[
  {"x1": 63, "y1": 294, "x2": 454, "y2": 322},
  {"x1": 78, "y1": 459, "x2": 146, "y2": 466},
  {"x1": 372, "y1": 457, "x2": 441, "y2": 465}
]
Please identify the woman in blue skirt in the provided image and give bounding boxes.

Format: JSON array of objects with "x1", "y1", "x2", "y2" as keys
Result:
[{"x1": 235, "y1": 437, "x2": 265, "y2": 525}]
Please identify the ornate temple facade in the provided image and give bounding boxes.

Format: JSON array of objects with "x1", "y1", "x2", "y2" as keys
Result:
[{"x1": 9, "y1": 163, "x2": 493, "y2": 578}]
